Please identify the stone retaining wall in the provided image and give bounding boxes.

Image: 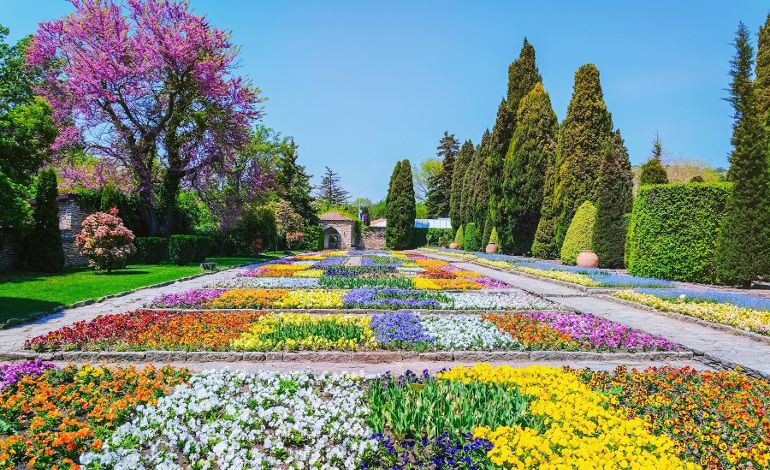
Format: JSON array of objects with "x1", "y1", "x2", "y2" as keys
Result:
[{"x1": 361, "y1": 226, "x2": 386, "y2": 249}]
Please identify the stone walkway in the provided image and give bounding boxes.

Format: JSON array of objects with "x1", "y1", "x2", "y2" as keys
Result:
[{"x1": 417, "y1": 250, "x2": 770, "y2": 379}]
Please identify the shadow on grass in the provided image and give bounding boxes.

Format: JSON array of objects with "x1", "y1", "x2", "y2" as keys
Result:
[
  {"x1": 0, "y1": 297, "x2": 65, "y2": 327},
  {"x1": 0, "y1": 268, "x2": 90, "y2": 284},
  {"x1": 92, "y1": 270, "x2": 150, "y2": 276}
]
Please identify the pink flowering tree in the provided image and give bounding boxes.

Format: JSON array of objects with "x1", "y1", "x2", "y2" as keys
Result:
[
  {"x1": 75, "y1": 207, "x2": 136, "y2": 272},
  {"x1": 27, "y1": 0, "x2": 263, "y2": 236},
  {"x1": 55, "y1": 158, "x2": 135, "y2": 195}
]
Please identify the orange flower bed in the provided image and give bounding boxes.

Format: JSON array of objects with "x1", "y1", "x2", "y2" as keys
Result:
[
  {"x1": 482, "y1": 313, "x2": 584, "y2": 350},
  {"x1": 415, "y1": 259, "x2": 449, "y2": 269},
  {"x1": 0, "y1": 364, "x2": 189, "y2": 469},
  {"x1": 133, "y1": 311, "x2": 265, "y2": 350},
  {"x1": 209, "y1": 289, "x2": 288, "y2": 309}
]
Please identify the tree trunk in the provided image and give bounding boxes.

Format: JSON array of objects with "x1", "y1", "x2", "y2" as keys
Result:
[
  {"x1": 138, "y1": 185, "x2": 160, "y2": 236},
  {"x1": 159, "y1": 167, "x2": 183, "y2": 237}
]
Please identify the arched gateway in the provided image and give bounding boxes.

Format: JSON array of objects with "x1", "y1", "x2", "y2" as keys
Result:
[{"x1": 319, "y1": 211, "x2": 357, "y2": 249}]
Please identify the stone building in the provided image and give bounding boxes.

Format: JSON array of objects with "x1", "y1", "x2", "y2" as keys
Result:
[{"x1": 319, "y1": 211, "x2": 358, "y2": 250}]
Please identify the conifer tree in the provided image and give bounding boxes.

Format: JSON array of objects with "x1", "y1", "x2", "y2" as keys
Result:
[
  {"x1": 593, "y1": 130, "x2": 633, "y2": 268},
  {"x1": 486, "y1": 39, "x2": 542, "y2": 241},
  {"x1": 27, "y1": 169, "x2": 65, "y2": 272},
  {"x1": 716, "y1": 23, "x2": 770, "y2": 286},
  {"x1": 531, "y1": 162, "x2": 558, "y2": 258},
  {"x1": 314, "y1": 167, "x2": 349, "y2": 206},
  {"x1": 450, "y1": 139, "x2": 473, "y2": 229},
  {"x1": 553, "y1": 64, "x2": 613, "y2": 248},
  {"x1": 462, "y1": 130, "x2": 490, "y2": 227},
  {"x1": 385, "y1": 159, "x2": 416, "y2": 249},
  {"x1": 755, "y1": 14, "x2": 770, "y2": 117},
  {"x1": 426, "y1": 131, "x2": 459, "y2": 218},
  {"x1": 639, "y1": 135, "x2": 669, "y2": 185},
  {"x1": 499, "y1": 83, "x2": 558, "y2": 254}
]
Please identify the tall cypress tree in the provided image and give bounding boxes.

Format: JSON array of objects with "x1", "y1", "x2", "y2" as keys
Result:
[
  {"x1": 486, "y1": 39, "x2": 542, "y2": 242},
  {"x1": 499, "y1": 83, "x2": 557, "y2": 254},
  {"x1": 27, "y1": 169, "x2": 65, "y2": 272},
  {"x1": 716, "y1": 23, "x2": 770, "y2": 286},
  {"x1": 385, "y1": 159, "x2": 416, "y2": 249},
  {"x1": 462, "y1": 130, "x2": 490, "y2": 227},
  {"x1": 531, "y1": 161, "x2": 558, "y2": 258},
  {"x1": 425, "y1": 131, "x2": 459, "y2": 218},
  {"x1": 553, "y1": 64, "x2": 613, "y2": 248},
  {"x1": 450, "y1": 139, "x2": 473, "y2": 229},
  {"x1": 755, "y1": 14, "x2": 770, "y2": 118},
  {"x1": 593, "y1": 130, "x2": 633, "y2": 268}
]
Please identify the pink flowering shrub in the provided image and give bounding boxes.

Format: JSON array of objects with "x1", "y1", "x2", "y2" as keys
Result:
[{"x1": 75, "y1": 208, "x2": 136, "y2": 272}]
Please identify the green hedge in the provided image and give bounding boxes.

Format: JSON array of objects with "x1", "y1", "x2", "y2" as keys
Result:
[
  {"x1": 169, "y1": 235, "x2": 198, "y2": 265},
  {"x1": 426, "y1": 228, "x2": 453, "y2": 247},
  {"x1": 134, "y1": 237, "x2": 167, "y2": 263},
  {"x1": 303, "y1": 225, "x2": 324, "y2": 251},
  {"x1": 560, "y1": 201, "x2": 597, "y2": 265},
  {"x1": 193, "y1": 236, "x2": 212, "y2": 263},
  {"x1": 625, "y1": 183, "x2": 731, "y2": 283}
]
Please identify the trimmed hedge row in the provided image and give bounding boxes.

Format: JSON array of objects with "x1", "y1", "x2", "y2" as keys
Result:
[
  {"x1": 169, "y1": 235, "x2": 212, "y2": 265},
  {"x1": 625, "y1": 183, "x2": 731, "y2": 283}
]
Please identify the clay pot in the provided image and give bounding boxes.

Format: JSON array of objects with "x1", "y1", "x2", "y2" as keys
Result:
[
  {"x1": 576, "y1": 250, "x2": 599, "y2": 268},
  {"x1": 485, "y1": 243, "x2": 498, "y2": 254},
  {"x1": 449, "y1": 242, "x2": 459, "y2": 250}
]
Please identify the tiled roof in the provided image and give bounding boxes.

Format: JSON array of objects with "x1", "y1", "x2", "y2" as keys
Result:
[{"x1": 319, "y1": 210, "x2": 354, "y2": 221}]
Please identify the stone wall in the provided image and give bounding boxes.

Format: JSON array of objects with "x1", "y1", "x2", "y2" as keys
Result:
[
  {"x1": 0, "y1": 232, "x2": 21, "y2": 271},
  {"x1": 321, "y1": 221, "x2": 357, "y2": 250},
  {"x1": 361, "y1": 226, "x2": 386, "y2": 250}
]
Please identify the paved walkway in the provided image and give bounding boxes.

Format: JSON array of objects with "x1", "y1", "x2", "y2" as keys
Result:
[{"x1": 418, "y1": 250, "x2": 770, "y2": 378}]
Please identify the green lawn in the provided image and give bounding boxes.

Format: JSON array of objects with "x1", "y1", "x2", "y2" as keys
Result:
[{"x1": 0, "y1": 253, "x2": 291, "y2": 325}]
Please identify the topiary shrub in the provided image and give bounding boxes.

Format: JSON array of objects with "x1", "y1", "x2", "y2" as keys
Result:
[
  {"x1": 75, "y1": 208, "x2": 136, "y2": 272},
  {"x1": 169, "y1": 234, "x2": 198, "y2": 266},
  {"x1": 488, "y1": 227, "x2": 500, "y2": 246},
  {"x1": 560, "y1": 201, "x2": 597, "y2": 265},
  {"x1": 134, "y1": 237, "x2": 167, "y2": 263},
  {"x1": 463, "y1": 222, "x2": 482, "y2": 252},
  {"x1": 625, "y1": 183, "x2": 731, "y2": 283},
  {"x1": 454, "y1": 225, "x2": 464, "y2": 248}
]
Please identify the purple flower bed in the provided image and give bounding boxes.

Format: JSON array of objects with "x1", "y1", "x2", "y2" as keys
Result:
[
  {"x1": 524, "y1": 311, "x2": 678, "y2": 351},
  {"x1": 360, "y1": 257, "x2": 403, "y2": 268},
  {"x1": 370, "y1": 312, "x2": 435, "y2": 347},
  {"x1": 469, "y1": 277, "x2": 512, "y2": 289},
  {"x1": 364, "y1": 433, "x2": 493, "y2": 470},
  {"x1": 239, "y1": 267, "x2": 268, "y2": 277},
  {"x1": 0, "y1": 360, "x2": 55, "y2": 390},
  {"x1": 149, "y1": 289, "x2": 226, "y2": 309},
  {"x1": 323, "y1": 265, "x2": 397, "y2": 277},
  {"x1": 635, "y1": 288, "x2": 770, "y2": 311},
  {"x1": 312, "y1": 257, "x2": 347, "y2": 267},
  {"x1": 343, "y1": 288, "x2": 445, "y2": 309}
]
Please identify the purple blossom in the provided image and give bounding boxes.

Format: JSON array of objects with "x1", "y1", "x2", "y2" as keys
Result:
[
  {"x1": 323, "y1": 265, "x2": 397, "y2": 277},
  {"x1": 468, "y1": 277, "x2": 512, "y2": 289},
  {"x1": 343, "y1": 288, "x2": 445, "y2": 310},
  {"x1": 312, "y1": 257, "x2": 347, "y2": 267},
  {"x1": 0, "y1": 360, "x2": 56, "y2": 390},
  {"x1": 524, "y1": 311, "x2": 678, "y2": 351},
  {"x1": 149, "y1": 289, "x2": 226, "y2": 309},
  {"x1": 371, "y1": 312, "x2": 435, "y2": 347}
]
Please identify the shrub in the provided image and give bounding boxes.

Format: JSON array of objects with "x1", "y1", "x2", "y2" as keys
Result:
[
  {"x1": 560, "y1": 201, "x2": 597, "y2": 265},
  {"x1": 639, "y1": 156, "x2": 669, "y2": 185},
  {"x1": 463, "y1": 222, "x2": 482, "y2": 252},
  {"x1": 75, "y1": 208, "x2": 136, "y2": 272},
  {"x1": 169, "y1": 234, "x2": 198, "y2": 265},
  {"x1": 134, "y1": 237, "x2": 167, "y2": 263},
  {"x1": 286, "y1": 231, "x2": 304, "y2": 250},
  {"x1": 303, "y1": 225, "x2": 324, "y2": 251},
  {"x1": 28, "y1": 169, "x2": 65, "y2": 272},
  {"x1": 625, "y1": 183, "x2": 730, "y2": 283},
  {"x1": 488, "y1": 227, "x2": 499, "y2": 246},
  {"x1": 426, "y1": 228, "x2": 453, "y2": 247},
  {"x1": 411, "y1": 228, "x2": 428, "y2": 248},
  {"x1": 454, "y1": 225, "x2": 464, "y2": 248},
  {"x1": 193, "y1": 236, "x2": 212, "y2": 262},
  {"x1": 230, "y1": 206, "x2": 278, "y2": 252}
]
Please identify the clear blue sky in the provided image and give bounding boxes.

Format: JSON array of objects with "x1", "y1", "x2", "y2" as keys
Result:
[{"x1": 4, "y1": 1, "x2": 769, "y2": 201}]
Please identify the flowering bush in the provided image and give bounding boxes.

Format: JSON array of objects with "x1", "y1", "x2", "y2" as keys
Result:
[{"x1": 75, "y1": 208, "x2": 136, "y2": 272}]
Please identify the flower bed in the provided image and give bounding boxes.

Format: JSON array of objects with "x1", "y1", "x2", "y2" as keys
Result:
[{"x1": 613, "y1": 290, "x2": 770, "y2": 336}]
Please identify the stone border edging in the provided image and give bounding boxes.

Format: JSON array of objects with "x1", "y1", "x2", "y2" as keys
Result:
[
  {"x1": 605, "y1": 295, "x2": 770, "y2": 347},
  {"x1": 0, "y1": 349, "x2": 695, "y2": 364},
  {"x1": 0, "y1": 260, "x2": 271, "y2": 330}
]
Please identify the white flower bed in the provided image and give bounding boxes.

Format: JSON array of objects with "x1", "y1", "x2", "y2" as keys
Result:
[
  {"x1": 421, "y1": 314, "x2": 519, "y2": 350},
  {"x1": 210, "y1": 277, "x2": 321, "y2": 289},
  {"x1": 81, "y1": 370, "x2": 375, "y2": 470},
  {"x1": 445, "y1": 291, "x2": 556, "y2": 310}
]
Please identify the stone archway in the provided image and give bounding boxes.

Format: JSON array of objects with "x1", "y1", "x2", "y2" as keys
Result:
[{"x1": 324, "y1": 226, "x2": 341, "y2": 249}]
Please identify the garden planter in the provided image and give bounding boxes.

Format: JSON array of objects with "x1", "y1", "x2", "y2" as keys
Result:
[
  {"x1": 485, "y1": 243, "x2": 498, "y2": 254},
  {"x1": 449, "y1": 242, "x2": 459, "y2": 250},
  {"x1": 576, "y1": 250, "x2": 599, "y2": 268}
]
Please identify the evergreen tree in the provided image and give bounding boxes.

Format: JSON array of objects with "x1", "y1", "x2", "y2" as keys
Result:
[
  {"x1": 274, "y1": 139, "x2": 316, "y2": 223},
  {"x1": 531, "y1": 162, "x2": 558, "y2": 258},
  {"x1": 385, "y1": 159, "x2": 416, "y2": 249},
  {"x1": 755, "y1": 14, "x2": 770, "y2": 117},
  {"x1": 449, "y1": 139, "x2": 473, "y2": 229},
  {"x1": 553, "y1": 64, "x2": 613, "y2": 248},
  {"x1": 486, "y1": 39, "x2": 542, "y2": 241},
  {"x1": 639, "y1": 135, "x2": 669, "y2": 185},
  {"x1": 499, "y1": 83, "x2": 557, "y2": 254},
  {"x1": 462, "y1": 130, "x2": 490, "y2": 227},
  {"x1": 27, "y1": 169, "x2": 64, "y2": 272},
  {"x1": 425, "y1": 131, "x2": 459, "y2": 218},
  {"x1": 716, "y1": 23, "x2": 770, "y2": 286},
  {"x1": 313, "y1": 167, "x2": 349, "y2": 206},
  {"x1": 593, "y1": 130, "x2": 633, "y2": 268}
]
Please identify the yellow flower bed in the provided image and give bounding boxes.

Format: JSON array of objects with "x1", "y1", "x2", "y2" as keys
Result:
[
  {"x1": 294, "y1": 254, "x2": 326, "y2": 261},
  {"x1": 231, "y1": 313, "x2": 377, "y2": 351},
  {"x1": 474, "y1": 258, "x2": 512, "y2": 270},
  {"x1": 412, "y1": 278, "x2": 482, "y2": 290},
  {"x1": 415, "y1": 259, "x2": 449, "y2": 268},
  {"x1": 323, "y1": 250, "x2": 348, "y2": 256},
  {"x1": 515, "y1": 266, "x2": 600, "y2": 287},
  {"x1": 452, "y1": 269, "x2": 481, "y2": 278},
  {"x1": 439, "y1": 364, "x2": 699, "y2": 469},
  {"x1": 613, "y1": 291, "x2": 770, "y2": 336},
  {"x1": 293, "y1": 269, "x2": 323, "y2": 278},
  {"x1": 274, "y1": 289, "x2": 347, "y2": 309}
]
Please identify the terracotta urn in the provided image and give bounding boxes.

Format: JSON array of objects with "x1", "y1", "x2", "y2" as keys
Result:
[
  {"x1": 449, "y1": 242, "x2": 459, "y2": 250},
  {"x1": 485, "y1": 243, "x2": 498, "y2": 254},
  {"x1": 576, "y1": 250, "x2": 599, "y2": 268}
]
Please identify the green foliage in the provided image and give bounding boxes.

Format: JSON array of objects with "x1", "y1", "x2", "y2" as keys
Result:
[
  {"x1": 314, "y1": 166, "x2": 349, "y2": 206},
  {"x1": 625, "y1": 183, "x2": 731, "y2": 283},
  {"x1": 449, "y1": 140, "x2": 473, "y2": 229},
  {"x1": 488, "y1": 227, "x2": 499, "y2": 245},
  {"x1": 27, "y1": 169, "x2": 64, "y2": 272},
  {"x1": 426, "y1": 228, "x2": 453, "y2": 247},
  {"x1": 193, "y1": 236, "x2": 212, "y2": 263},
  {"x1": 411, "y1": 228, "x2": 428, "y2": 248},
  {"x1": 168, "y1": 235, "x2": 198, "y2": 265},
  {"x1": 454, "y1": 225, "x2": 464, "y2": 248},
  {"x1": 716, "y1": 23, "x2": 770, "y2": 286},
  {"x1": 531, "y1": 161, "x2": 558, "y2": 258},
  {"x1": 755, "y1": 14, "x2": 770, "y2": 117},
  {"x1": 553, "y1": 64, "x2": 613, "y2": 249},
  {"x1": 639, "y1": 157, "x2": 669, "y2": 185},
  {"x1": 560, "y1": 201, "x2": 597, "y2": 265},
  {"x1": 593, "y1": 130, "x2": 633, "y2": 268},
  {"x1": 385, "y1": 160, "x2": 416, "y2": 249},
  {"x1": 72, "y1": 188, "x2": 146, "y2": 236},
  {"x1": 302, "y1": 225, "x2": 324, "y2": 251},
  {"x1": 272, "y1": 135, "x2": 316, "y2": 223},
  {"x1": 499, "y1": 83, "x2": 557, "y2": 255},
  {"x1": 463, "y1": 222, "x2": 482, "y2": 252},
  {"x1": 425, "y1": 131, "x2": 458, "y2": 218},
  {"x1": 134, "y1": 237, "x2": 167, "y2": 263},
  {"x1": 461, "y1": 131, "x2": 490, "y2": 227},
  {"x1": 415, "y1": 202, "x2": 428, "y2": 219}
]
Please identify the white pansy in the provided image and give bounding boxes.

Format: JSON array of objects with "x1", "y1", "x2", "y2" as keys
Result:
[
  {"x1": 443, "y1": 290, "x2": 557, "y2": 310},
  {"x1": 420, "y1": 314, "x2": 520, "y2": 350},
  {"x1": 210, "y1": 277, "x2": 321, "y2": 289}
]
